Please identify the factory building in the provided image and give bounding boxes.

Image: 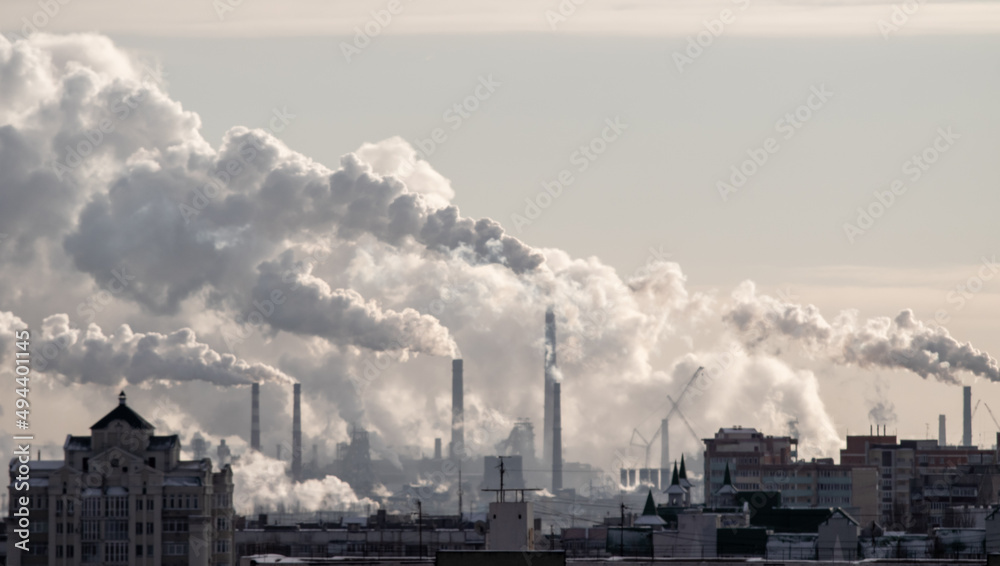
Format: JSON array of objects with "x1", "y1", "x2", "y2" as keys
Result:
[{"x1": 5, "y1": 391, "x2": 234, "y2": 566}]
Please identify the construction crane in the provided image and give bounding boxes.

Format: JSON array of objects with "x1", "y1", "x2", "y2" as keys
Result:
[
  {"x1": 973, "y1": 399, "x2": 982, "y2": 418},
  {"x1": 984, "y1": 402, "x2": 1000, "y2": 432},
  {"x1": 628, "y1": 367, "x2": 704, "y2": 468}
]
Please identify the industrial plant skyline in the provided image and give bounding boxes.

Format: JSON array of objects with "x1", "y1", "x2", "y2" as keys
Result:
[{"x1": 1, "y1": 0, "x2": 1000, "y2": 540}]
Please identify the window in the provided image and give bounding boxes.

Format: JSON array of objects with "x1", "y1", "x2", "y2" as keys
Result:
[
  {"x1": 136, "y1": 545, "x2": 143, "y2": 556},
  {"x1": 67, "y1": 500, "x2": 75, "y2": 515},
  {"x1": 166, "y1": 543, "x2": 188, "y2": 556},
  {"x1": 82, "y1": 521, "x2": 100, "y2": 541},
  {"x1": 147, "y1": 497, "x2": 154, "y2": 510},
  {"x1": 57, "y1": 522, "x2": 64, "y2": 534},
  {"x1": 214, "y1": 539, "x2": 230, "y2": 553},
  {"x1": 82, "y1": 542, "x2": 98, "y2": 563},
  {"x1": 147, "y1": 545, "x2": 154, "y2": 557},
  {"x1": 147, "y1": 457, "x2": 156, "y2": 469},
  {"x1": 67, "y1": 545, "x2": 75, "y2": 558},
  {"x1": 83, "y1": 498, "x2": 100, "y2": 517},
  {"x1": 136, "y1": 522, "x2": 144, "y2": 535},
  {"x1": 163, "y1": 519, "x2": 189, "y2": 532},
  {"x1": 104, "y1": 541, "x2": 128, "y2": 563},
  {"x1": 147, "y1": 522, "x2": 154, "y2": 534},
  {"x1": 136, "y1": 499, "x2": 143, "y2": 511},
  {"x1": 57, "y1": 499, "x2": 64, "y2": 514},
  {"x1": 105, "y1": 520, "x2": 129, "y2": 540},
  {"x1": 216, "y1": 517, "x2": 229, "y2": 531},
  {"x1": 56, "y1": 545, "x2": 64, "y2": 558},
  {"x1": 106, "y1": 496, "x2": 128, "y2": 517}
]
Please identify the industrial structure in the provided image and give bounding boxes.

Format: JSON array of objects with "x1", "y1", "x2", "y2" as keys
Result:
[
  {"x1": 450, "y1": 359, "x2": 464, "y2": 460},
  {"x1": 542, "y1": 307, "x2": 557, "y2": 485}
]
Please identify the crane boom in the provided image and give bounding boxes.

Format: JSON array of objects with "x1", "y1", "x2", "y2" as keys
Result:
[{"x1": 985, "y1": 402, "x2": 1000, "y2": 432}]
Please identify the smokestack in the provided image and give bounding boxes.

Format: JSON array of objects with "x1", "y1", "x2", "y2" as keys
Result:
[
  {"x1": 543, "y1": 307, "x2": 556, "y2": 474},
  {"x1": 939, "y1": 414, "x2": 947, "y2": 446},
  {"x1": 434, "y1": 438, "x2": 442, "y2": 460},
  {"x1": 660, "y1": 418, "x2": 670, "y2": 470},
  {"x1": 292, "y1": 383, "x2": 302, "y2": 482},
  {"x1": 964, "y1": 386, "x2": 972, "y2": 447},
  {"x1": 451, "y1": 359, "x2": 464, "y2": 459},
  {"x1": 552, "y1": 381, "x2": 563, "y2": 492},
  {"x1": 251, "y1": 383, "x2": 261, "y2": 451}
]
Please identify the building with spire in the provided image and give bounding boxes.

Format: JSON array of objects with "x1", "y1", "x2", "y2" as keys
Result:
[
  {"x1": 634, "y1": 490, "x2": 667, "y2": 529},
  {"x1": 664, "y1": 462, "x2": 689, "y2": 507},
  {"x1": 678, "y1": 455, "x2": 692, "y2": 491},
  {"x1": 713, "y1": 463, "x2": 740, "y2": 508},
  {"x1": 5, "y1": 391, "x2": 234, "y2": 566}
]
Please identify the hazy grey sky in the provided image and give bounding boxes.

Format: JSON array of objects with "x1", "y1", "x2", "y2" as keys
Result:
[{"x1": 2, "y1": 1, "x2": 999, "y2": 477}]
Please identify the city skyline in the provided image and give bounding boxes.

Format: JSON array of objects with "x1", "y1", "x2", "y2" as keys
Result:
[{"x1": 2, "y1": 3, "x2": 999, "y2": 560}]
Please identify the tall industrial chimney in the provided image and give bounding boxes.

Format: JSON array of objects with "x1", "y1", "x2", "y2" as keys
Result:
[
  {"x1": 543, "y1": 307, "x2": 556, "y2": 474},
  {"x1": 292, "y1": 383, "x2": 302, "y2": 482},
  {"x1": 552, "y1": 381, "x2": 562, "y2": 492},
  {"x1": 451, "y1": 359, "x2": 464, "y2": 459},
  {"x1": 963, "y1": 386, "x2": 972, "y2": 447},
  {"x1": 251, "y1": 383, "x2": 261, "y2": 451},
  {"x1": 938, "y1": 414, "x2": 946, "y2": 447},
  {"x1": 660, "y1": 418, "x2": 670, "y2": 470}
]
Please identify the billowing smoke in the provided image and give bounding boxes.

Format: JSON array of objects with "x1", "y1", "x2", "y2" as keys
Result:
[
  {"x1": 29, "y1": 313, "x2": 295, "y2": 386},
  {"x1": 253, "y1": 255, "x2": 456, "y2": 357},
  {"x1": 1, "y1": 33, "x2": 995, "y2": 474},
  {"x1": 725, "y1": 281, "x2": 1000, "y2": 382},
  {"x1": 232, "y1": 450, "x2": 374, "y2": 513},
  {"x1": 0, "y1": 310, "x2": 27, "y2": 364}
]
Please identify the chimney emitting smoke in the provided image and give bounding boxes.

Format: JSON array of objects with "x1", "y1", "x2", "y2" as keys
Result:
[
  {"x1": 251, "y1": 382, "x2": 261, "y2": 451},
  {"x1": 451, "y1": 359, "x2": 464, "y2": 459},
  {"x1": 553, "y1": 381, "x2": 562, "y2": 492},
  {"x1": 543, "y1": 307, "x2": 556, "y2": 477},
  {"x1": 963, "y1": 386, "x2": 972, "y2": 447},
  {"x1": 292, "y1": 383, "x2": 302, "y2": 482}
]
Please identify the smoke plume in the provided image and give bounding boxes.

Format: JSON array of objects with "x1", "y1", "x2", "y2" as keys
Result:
[
  {"x1": 725, "y1": 281, "x2": 1000, "y2": 382},
  {"x1": 30, "y1": 313, "x2": 295, "y2": 386}
]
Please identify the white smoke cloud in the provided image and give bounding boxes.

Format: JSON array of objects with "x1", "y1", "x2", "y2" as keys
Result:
[
  {"x1": 0, "y1": 32, "x2": 996, "y2": 478},
  {"x1": 29, "y1": 313, "x2": 295, "y2": 386},
  {"x1": 725, "y1": 281, "x2": 1000, "y2": 382},
  {"x1": 232, "y1": 450, "x2": 374, "y2": 514}
]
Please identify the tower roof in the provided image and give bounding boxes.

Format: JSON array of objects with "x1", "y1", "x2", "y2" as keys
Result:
[
  {"x1": 642, "y1": 489, "x2": 657, "y2": 516},
  {"x1": 90, "y1": 391, "x2": 154, "y2": 430},
  {"x1": 679, "y1": 455, "x2": 687, "y2": 479}
]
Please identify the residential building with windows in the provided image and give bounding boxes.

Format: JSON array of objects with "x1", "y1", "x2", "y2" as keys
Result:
[
  {"x1": 702, "y1": 427, "x2": 796, "y2": 502},
  {"x1": 5, "y1": 391, "x2": 234, "y2": 566}
]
